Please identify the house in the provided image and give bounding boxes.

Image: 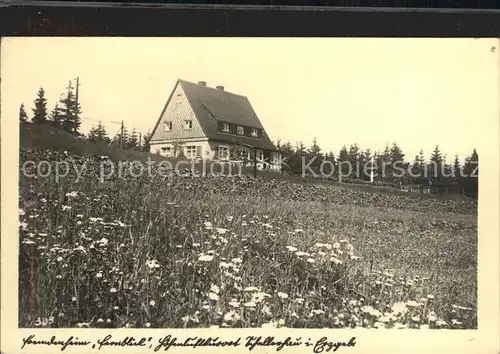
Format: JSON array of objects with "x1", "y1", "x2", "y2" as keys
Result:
[{"x1": 149, "y1": 79, "x2": 281, "y2": 168}]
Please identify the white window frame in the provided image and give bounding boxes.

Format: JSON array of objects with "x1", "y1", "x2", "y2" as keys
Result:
[
  {"x1": 272, "y1": 152, "x2": 281, "y2": 164},
  {"x1": 241, "y1": 150, "x2": 251, "y2": 161},
  {"x1": 256, "y1": 149, "x2": 264, "y2": 161},
  {"x1": 185, "y1": 145, "x2": 197, "y2": 159},
  {"x1": 184, "y1": 120, "x2": 193, "y2": 129},
  {"x1": 222, "y1": 123, "x2": 230, "y2": 132},
  {"x1": 237, "y1": 126, "x2": 244, "y2": 135},
  {"x1": 251, "y1": 128, "x2": 258, "y2": 137},
  {"x1": 218, "y1": 145, "x2": 230, "y2": 160},
  {"x1": 161, "y1": 146, "x2": 172, "y2": 157},
  {"x1": 164, "y1": 121, "x2": 173, "y2": 132}
]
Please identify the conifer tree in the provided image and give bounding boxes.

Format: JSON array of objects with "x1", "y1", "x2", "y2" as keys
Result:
[
  {"x1": 32, "y1": 88, "x2": 48, "y2": 125},
  {"x1": 19, "y1": 103, "x2": 28, "y2": 122},
  {"x1": 59, "y1": 81, "x2": 82, "y2": 134}
]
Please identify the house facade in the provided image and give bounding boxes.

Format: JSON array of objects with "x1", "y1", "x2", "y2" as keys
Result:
[{"x1": 149, "y1": 79, "x2": 281, "y2": 168}]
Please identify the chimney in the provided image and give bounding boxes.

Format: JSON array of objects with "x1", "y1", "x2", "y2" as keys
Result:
[
  {"x1": 198, "y1": 81, "x2": 206, "y2": 86},
  {"x1": 216, "y1": 85, "x2": 224, "y2": 91}
]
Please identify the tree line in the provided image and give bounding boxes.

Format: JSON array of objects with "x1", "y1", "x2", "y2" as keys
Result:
[
  {"x1": 274, "y1": 139, "x2": 479, "y2": 196},
  {"x1": 19, "y1": 82, "x2": 153, "y2": 152}
]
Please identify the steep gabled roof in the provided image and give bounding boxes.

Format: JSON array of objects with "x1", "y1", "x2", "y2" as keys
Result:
[{"x1": 150, "y1": 79, "x2": 277, "y2": 151}]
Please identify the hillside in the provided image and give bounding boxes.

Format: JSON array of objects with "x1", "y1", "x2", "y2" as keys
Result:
[{"x1": 19, "y1": 122, "x2": 474, "y2": 201}]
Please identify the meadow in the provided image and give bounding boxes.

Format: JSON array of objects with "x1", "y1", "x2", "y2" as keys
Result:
[{"x1": 18, "y1": 148, "x2": 477, "y2": 329}]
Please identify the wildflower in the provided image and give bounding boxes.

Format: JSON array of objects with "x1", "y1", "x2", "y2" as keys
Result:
[
  {"x1": 295, "y1": 251, "x2": 311, "y2": 257},
  {"x1": 110, "y1": 288, "x2": 117, "y2": 293},
  {"x1": 227, "y1": 216, "x2": 234, "y2": 222},
  {"x1": 216, "y1": 228, "x2": 228, "y2": 235},
  {"x1": 97, "y1": 318, "x2": 104, "y2": 324},
  {"x1": 295, "y1": 229, "x2": 304, "y2": 233},
  {"x1": 427, "y1": 294, "x2": 434, "y2": 300},
  {"x1": 428, "y1": 312, "x2": 437, "y2": 322},
  {"x1": 65, "y1": 191, "x2": 79, "y2": 198},
  {"x1": 286, "y1": 246, "x2": 298, "y2": 252},
  {"x1": 192, "y1": 242, "x2": 200, "y2": 247},
  {"x1": 277, "y1": 292, "x2": 288, "y2": 299},
  {"x1": 306, "y1": 258, "x2": 315, "y2": 263},
  {"x1": 244, "y1": 286, "x2": 260, "y2": 292},
  {"x1": 210, "y1": 284, "x2": 220, "y2": 294},
  {"x1": 203, "y1": 221, "x2": 213, "y2": 230},
  {"x1": 391, "y1": 302, "x2": 408, "y2": 315},
  {"x1": 223, "y1": 310, "x2": 241, "y2": 322},
  {"x1": 277, "y1": 319, "x2": 286, "y2": 326},
  {"x1": 411, "y1": 315, "x2": 421, "y2": 322},
  {"x1": 295, "y1": 298, "x2": 305, "y2": 304},
  {"x1": 244, "y1": 301, "x2": 257, "y2": 308},
  {"x1": 198, "y1": 254, "x2": 214, "y2": 262},
  {"x1": 241, "y1": 221, "x2": 247, "y2": 226},
  {"x1": 261, "y1": 305, "x2": 272, "y2": 316},
  {"x1": 56, "y1": 256, "x2": 63, "y2": 262},
  {"x1": 406, "y1": 300, "x2": 418, "y2": 307},
  {"x1": 149, "y1": 300, "x2": 156, "y2": 307},
  {"x1": 330, "y1": 257, "x2": 342, "y2": 264},
  {"x1": 232, "y1": 257, "x2": 242, "y2": 264},
  {"x1": 71, "y1": 296, "x2": 77, "y2": 302},
  {"x1": 19, "y1": 209, "x2": 25, "y2": 216},
  {"x1": 208, "y1": 292, "x2": 219, "y2": 301},
  {"x1": 312, "y1": 309, "x2": 325, "y2": 315},
  {"x1": 61, "y1": 205, "x2": 72, "y2": 211},
  {"x1": 96, "y1": 272, "x2": 103, "y2": 279}
]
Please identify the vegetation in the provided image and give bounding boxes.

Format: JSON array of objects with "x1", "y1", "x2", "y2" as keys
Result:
[{"x1": 19, "y1": 142, "x2": 477, "y2": 329}]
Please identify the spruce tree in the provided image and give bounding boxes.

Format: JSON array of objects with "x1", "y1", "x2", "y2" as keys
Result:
[
  {"x1": 88, "y1": 121, "x2": 110, "y2": 144},
  {"x1": 429, "y1": 145, "x2": 444, "y2": 179},
  {"x1": 59, "y1": 81, "x2": 82, "y2": 134},
  {"x1": 32, "y1": 88, "x2": 48, "y2": 125},
  {"x1": 48, "y1": 103, "x2": 63, "y2": 128},
  {"x1": 142, "y1": 131, "x2": 153, "y2": 152},
  {"x1": 19, "y1": 103, "x2": 28, "y2": 122}
]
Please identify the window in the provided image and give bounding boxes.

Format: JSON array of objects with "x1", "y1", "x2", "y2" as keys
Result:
[
  {"x1": 241, "y1": 150, "x2": 251, "y2": 161},
  {"x1": 272, "y1": 152, "x2": 281, "y2": 164},
  {"x1": 251, "y1": 128, "x2": 258, "y2": 137},
  {"x1": 256, "y1": 150, "x2": 264, "y2": 161},
  {"x1": 160, "y1": 146, "x2": 172, "y2": 157},
  {"x1": 237, "y1": 126, "x2": 244, "y2": 135},
  {"x1": 164, "y1": 121, "x2": 173, "y2": 132},
  {"x1": 184, "y1": 120, "x2": 193, "y2": 129},
  {"x1": 222, "y1": 123, "x2": 230, "y2": 132},
  {"x1": 218, "y1": 146, "x2": 229, "y2": 160},
  {"x1": 186, "y1": 145, "x2": 196, "y2": 159},
  {"x1": 176, "y1": 94, "x2": 182, "y2": 104}
]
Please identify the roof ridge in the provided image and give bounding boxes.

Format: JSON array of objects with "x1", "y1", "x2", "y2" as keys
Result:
[{"x1": 179, "y1": 79, "x2": 248, "y2": 99}]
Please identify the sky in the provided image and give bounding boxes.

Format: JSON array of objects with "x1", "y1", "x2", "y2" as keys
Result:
[{"x1": 2, "y1": 37, "x2": 499, "y2": 163}]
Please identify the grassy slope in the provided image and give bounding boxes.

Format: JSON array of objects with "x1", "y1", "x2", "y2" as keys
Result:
[
  {"x1": 18, "y1": 123, "x2": 477, "y2": 329},
  {"x1": 19, "y1": 122, "x2": 466, "y2": 200}
]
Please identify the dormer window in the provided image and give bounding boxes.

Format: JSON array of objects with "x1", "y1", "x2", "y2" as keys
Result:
[
  {"x1": 164, "y1": 121, "x2": 173, "y2": 131},
  {"x1": 222, "y1": 123, "x2": 230, "y2": 132},
  {"x1": 251, "y1": 128, "x2": 258, "y2": 137},
  {"x1": 237, "y1": 126, "x2": 244, "y2": 135},
  {"x1": 184, "y1": 120, "x2": 193, "y2": 129}
]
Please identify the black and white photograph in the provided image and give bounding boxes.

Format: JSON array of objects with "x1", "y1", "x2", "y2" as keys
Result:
[{"x1": 1, "y1": 37, "x2": 498, "y2": 339}]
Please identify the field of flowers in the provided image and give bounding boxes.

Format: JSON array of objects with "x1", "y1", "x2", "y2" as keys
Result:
[{"x1": 18, "y1": 148, "x2": 477, "y2": 329}]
